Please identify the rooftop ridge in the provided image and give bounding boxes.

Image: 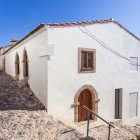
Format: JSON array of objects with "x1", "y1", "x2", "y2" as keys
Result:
[
  {"x1": 45, "y1": 18, "x2": 114, "y2": 26},
  {"x1": 44, "y1": 18, "x2": 140, "y2": 42},
  {"x1": 0, "y1": 44, "x2": 12, "y2": 48},
  {"x1": 2, "y1": 18, "x2": 140, "y2": 55}
]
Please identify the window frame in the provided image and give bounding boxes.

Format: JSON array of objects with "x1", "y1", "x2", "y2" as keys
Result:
[
  {"x1": 78, "y1": 48, "x2": 96, "y2": 73},
  {"x1": 129, "y1": 57, "x2": 138, "y2": 71},
  {"x1": 129, "y1": 92, "x2": 138, "y2": 119}
]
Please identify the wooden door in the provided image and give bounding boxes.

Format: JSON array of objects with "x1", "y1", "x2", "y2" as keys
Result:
[{"x1": 78, "y1": 89, "x2": 92, "y2": 122}]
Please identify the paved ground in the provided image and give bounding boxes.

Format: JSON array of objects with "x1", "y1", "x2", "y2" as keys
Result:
[
  {"x1": 0, "y1": 71, "x2": 45, "y2": 111},
  {"x1": 89, "y1": 124, "x2": 140, "y2": 140},
  {"x1": 0, "y1": 71, "x2": 140, "y2": 140},
  {"x1": 0, "y1": 71, "x2": 82, "y2": 140}
]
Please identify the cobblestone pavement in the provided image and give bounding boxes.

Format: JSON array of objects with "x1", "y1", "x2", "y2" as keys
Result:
[
  {"x1": 0, "y1": 71, "x2": 140, "y2": 140},
  {"x1": 0, "y1": 71, "x2": 82, "y2": 140},
  {"x1": 89, "y1": 124, "x2": 140, "y2": 140},
  {"x1": 0, "y1": 110, "x2": 82, "y2": 140},
  {"x1": 0, "y1": 71, "x2": 45, "y2": 111}
]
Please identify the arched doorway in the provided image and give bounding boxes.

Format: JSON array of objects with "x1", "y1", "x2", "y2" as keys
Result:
[
  {"x1": 15, "y1": 53, "x2": 20, "y2": 76},
  {"x1": 2, "y1": 57, "x2": 5, "y2": 71},
  {"x1": 78, "y1": 89, "x2": 92, "y2": 121},
  {"x1": 74, "y1": 85, "x2": 99, "y2": 122},
  {"x1": 23, "y1": 49, "x2": 29, "y2": 78}
]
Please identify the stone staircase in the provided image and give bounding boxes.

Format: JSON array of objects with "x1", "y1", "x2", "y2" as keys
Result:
[
  {"x1": 89, "y1": 124, "x2": 140, "y2": 140},
  {"x1": 0, "y1": 71, "x2": 82, "y2": 139},
  {"x1": 55, "y1": 116, "x2": 140, "y2": 140}
]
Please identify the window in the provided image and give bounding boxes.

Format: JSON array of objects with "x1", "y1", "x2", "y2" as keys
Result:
[
  {"x1": 78, "y1": 48, "x2": 96, "y2": 73},
  {"x1": 115, "y1": 89, "x2": 122, "y2": 119},
  {"x1": 130, "y1": 57, "x2": 138, "y2": 71},
  {"x1": 129, "y1": 92, "x2": 138, "y2": 119}
]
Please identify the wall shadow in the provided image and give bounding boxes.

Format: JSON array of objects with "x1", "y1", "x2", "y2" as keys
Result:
[{"x1": 0, "y1": 71, "x2": 46, "y2": 111}]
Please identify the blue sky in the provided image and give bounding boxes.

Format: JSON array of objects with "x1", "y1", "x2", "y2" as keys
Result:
[{"x1": 0, "y1": 0, "x2": 140, "y2": 46}]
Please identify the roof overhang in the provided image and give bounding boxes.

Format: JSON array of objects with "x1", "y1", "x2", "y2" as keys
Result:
[
  {"x1": 2, "y1": 18, "x2": 140, "y2": 55},
  {"x1": 3, "y1": 24, "x2": 45, "y2": 55}
]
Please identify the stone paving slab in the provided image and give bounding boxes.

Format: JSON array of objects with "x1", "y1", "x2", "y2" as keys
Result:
[
  {"x1": 0, "y1": 110, "x2": 82, "y2": 140},
  {"x1": 0, "y1": 71, "x2": 140, "y2": 140},
  {"x1": 89, "y1": 124, "x2": 140, "y2": 140},
  {"x1": 0, "y1": 71, "x2": 82, "y2": 139},
  {"x1": 0, "y1": 71, "x2": 45, "y2": 111}
]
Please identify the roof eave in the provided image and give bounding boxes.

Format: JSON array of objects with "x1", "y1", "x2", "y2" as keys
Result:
[
  {"x1": 2, "y1": 23, "x2": 45, "y2": 55},
  {"x1": 2, "y1": 19, "x2": 140, "y2": 55}
]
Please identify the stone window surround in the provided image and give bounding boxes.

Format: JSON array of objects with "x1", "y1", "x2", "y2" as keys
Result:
[
  {"x1": 78, "y1": 48, "x2": 96, "y2": 73},
  {"x1": 129, "y1": 57, "x2": 138, "y2": 71}
]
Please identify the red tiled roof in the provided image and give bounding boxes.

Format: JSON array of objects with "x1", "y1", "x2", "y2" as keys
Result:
[
  {"x1": 3, "y1": 24, "x2": 45, "y2": 54},
  {"x1": 2, "y1": 18, "x2": 140, "y2": 54}
]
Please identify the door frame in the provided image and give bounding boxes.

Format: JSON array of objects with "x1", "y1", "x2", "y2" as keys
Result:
[
  {"x1": 78, "y1": 89, "x2": 92, "y2": 122},
  {"x1": 3, "y1": 57, "x2": 5, "y2": 71},
  {"x1": 74, "y1": 85, "x2": 99, "y2": 122},
  {"x1": 15, "y1": 53, "x2": 20, "y2": 76}
]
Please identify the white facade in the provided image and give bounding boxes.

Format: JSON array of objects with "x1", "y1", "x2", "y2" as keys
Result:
[
  {"x1": 0, "y1": 45, "x2": 11, "y2": 70},
  {"x1": 1, "y1": 20, "x2": 140, "y2": 124}
]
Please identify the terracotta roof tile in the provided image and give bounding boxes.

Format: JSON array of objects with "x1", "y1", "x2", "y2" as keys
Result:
[
  {"x1": 3, "y1": 24, "x2": 45, "y2": 54},
  {"x1": 0, "y1": 45, "x2": 12, "y2": 48},
  {"x1": 46, "y1": 19, "x2": 114, "y2": 27}
]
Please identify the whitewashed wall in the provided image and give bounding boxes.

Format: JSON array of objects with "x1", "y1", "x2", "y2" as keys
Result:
[
  {"x1": 0, "y1": 48, "x2": 6, "y2": 70},
  {"x1": 2, "y1": 22, "x2": 140, "y2": 124},
  {"x1": 4, "y1": 28, "x2": 49, "y2": 108},
  {"x1": 47, "y1": 23, "x2": 140, "y2": 124}
]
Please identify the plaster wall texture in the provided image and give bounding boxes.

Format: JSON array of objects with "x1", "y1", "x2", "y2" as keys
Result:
[
  {"x1": 47, "y1": 23, "x2": 140, "y2": 124},
  {"x1": 2, "y1": 22, "x2": 140, "y2": 124},
  {"x1": 4, "y1": 28, "x2": 48, "y2": 108},
  {"x1": 0, "y1": 48, "x2": 6, "y2": 70}
]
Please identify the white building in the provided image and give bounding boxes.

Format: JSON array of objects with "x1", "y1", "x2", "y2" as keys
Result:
[{"x1": 1, "y1": 19, "x2": 140, "y2": 125}]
